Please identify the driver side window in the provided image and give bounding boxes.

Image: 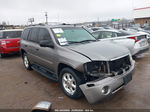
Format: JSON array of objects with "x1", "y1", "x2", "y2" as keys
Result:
[{"x1": 38, "y1": 28, "x2": 52, "y2": 42}]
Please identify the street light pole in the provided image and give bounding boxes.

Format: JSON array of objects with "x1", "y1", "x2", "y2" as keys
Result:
[{"x1": 45, "y1": 12, "x2": 48, "y2": 24}]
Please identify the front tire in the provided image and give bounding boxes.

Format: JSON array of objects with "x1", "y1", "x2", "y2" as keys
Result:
[
  {"x1": 23, "y1": 53, "x2": 32, "y2": 70},
  {"x1": 59, "y1": 68, "x2": 84, "y2": 99}
]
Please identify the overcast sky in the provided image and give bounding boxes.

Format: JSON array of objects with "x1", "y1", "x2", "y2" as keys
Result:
[{"x1": 0, "y1": 0, "x2": 150, "y2": 25}]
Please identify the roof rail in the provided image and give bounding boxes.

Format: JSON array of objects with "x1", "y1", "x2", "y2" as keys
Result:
[{"x1": 28, "y1": 23, "x2": 47, "y2": 27}]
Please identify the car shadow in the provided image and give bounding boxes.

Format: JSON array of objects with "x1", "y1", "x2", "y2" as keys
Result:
[{"x1": 0, "y1": 53, "x2": 21, "y2": 60}]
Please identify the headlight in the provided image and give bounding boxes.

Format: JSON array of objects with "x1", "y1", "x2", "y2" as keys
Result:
[{"x1": 84, "y1": 61, "x2": 108, "y2": 77}]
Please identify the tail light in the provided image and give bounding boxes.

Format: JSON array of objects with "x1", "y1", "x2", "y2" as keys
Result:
[
  {"x1": 0, "y1": 41, "x2": 6, "y2": 45},
  {"x1": 128, "y1": 36, "x2": 139, "y2": 42},
  {"x1": 0, "y1": 40, "x2": 10, "y2": 45}
]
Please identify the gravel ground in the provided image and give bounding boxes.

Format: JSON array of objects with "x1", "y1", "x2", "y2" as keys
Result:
[{"x1": 0, "y1": 50, "x2": 150, "y2": 110}]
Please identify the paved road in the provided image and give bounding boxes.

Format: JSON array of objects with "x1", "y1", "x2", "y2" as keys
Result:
[{"x1": 0, "y1": 51, "x2": 150, "y2": 109}]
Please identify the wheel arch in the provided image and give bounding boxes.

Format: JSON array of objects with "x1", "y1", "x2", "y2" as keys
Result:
[
  {"x1": 21, "y1": 49, "x2": 26, "y2": 58},
  {"x1": 57, "y1": 63, "x2": 84, "y2": 78}
]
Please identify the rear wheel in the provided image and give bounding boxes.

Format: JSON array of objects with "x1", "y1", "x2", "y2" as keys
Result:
[
  {"x1": 59, "y1": 68, "x2": 84, "y2": 99},
  {"x1": 23, "y1": 53, "x2": 32, "y2": 70}
]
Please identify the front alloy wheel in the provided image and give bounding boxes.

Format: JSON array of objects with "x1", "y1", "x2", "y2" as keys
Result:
[
  {"x1": 59, "y1": 68, "x2": 84, "y2": 99},
  {"x1": 62, "y1": 73, "x2": 77, "y2": 95}
]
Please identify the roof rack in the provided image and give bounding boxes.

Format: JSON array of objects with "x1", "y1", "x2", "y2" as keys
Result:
[{"x1": 27, "y1": 23, "x2": 79, "y2": 27}]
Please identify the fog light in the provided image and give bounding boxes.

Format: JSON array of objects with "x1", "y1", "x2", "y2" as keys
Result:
[{"x1": 101, "y1": 86, "x2": 110, "y2": 95}]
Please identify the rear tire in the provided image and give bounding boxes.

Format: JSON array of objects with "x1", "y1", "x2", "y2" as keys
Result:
[
  {"x1": 59, "y1": 68, "x2": 84, "y2": 99},
  {"x1": 23, "y1": 53, "x2": 32, "y2": 70}
]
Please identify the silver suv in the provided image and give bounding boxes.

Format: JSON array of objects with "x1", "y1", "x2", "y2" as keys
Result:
[{"x1": 21, "y1": 25, "x2": 135, "y2": 103}]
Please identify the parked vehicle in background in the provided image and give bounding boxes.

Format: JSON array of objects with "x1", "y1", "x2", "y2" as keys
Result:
[
  {"x1": 128, "y1": 26, "x2": 144, "y2": 32},
  {"x1": 144, "y1": 26, "x2": 150, "y2": 34},
  {"x1": 89, "y1": 27, "x2": 104, "y2": 32},
  {"x1": 125, "y1": 28, "x2": 150, "y2": 42},
  {"x1": 21, "y1": 25, "x2": 135, "y2": 103},
  {"x1": 92, "y1": 29, "x2": 149, "y2": 56},
  {"x1": 103, "y1": 26, "x2": 115, "y2": 30},
  {"x1": 0, "y1": 29, "x2": 23, "y2": 58}
]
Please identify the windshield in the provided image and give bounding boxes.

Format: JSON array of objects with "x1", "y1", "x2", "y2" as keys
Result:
[{"x1": 52, "y1": 27, "x2": 96, "y2": 45}]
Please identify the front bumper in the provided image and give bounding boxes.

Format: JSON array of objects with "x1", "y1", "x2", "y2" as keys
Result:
[{"x1": 80, "y1": 60, "x2": 135, "y2": 104}]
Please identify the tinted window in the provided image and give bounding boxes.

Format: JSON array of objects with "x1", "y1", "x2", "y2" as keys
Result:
[
  {"x1": 21, "y1": 28, "x2": 30, "y2": 40},
  {"x1": 28, "y1": 28, "x2": 39, "y2": 42},
  {"x1": 38, "y1": 28, "x2": 51, "y2": 41},
  {"x1": 3, "y1": 31, "x2": 22, "y2": 39}
]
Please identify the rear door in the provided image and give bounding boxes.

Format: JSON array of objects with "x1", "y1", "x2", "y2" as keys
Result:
[
  {"x1": 25, "y1": 28, "x2": 40, "y2": 63},
  {"x1": 2, "y1": 31, "x2": 22, "y2": 48}
]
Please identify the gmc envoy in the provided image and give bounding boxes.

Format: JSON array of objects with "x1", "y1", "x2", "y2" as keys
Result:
[{"x1": 21, "y1": 25, "x2": 135, "y2": 103}]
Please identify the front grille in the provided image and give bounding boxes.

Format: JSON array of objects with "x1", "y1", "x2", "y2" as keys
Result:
[
  {"x1": 108, "y1": 55, "x2": 131, "y2": 75},
  {"x1": 85, "y1": 55, "x2": 131, "y2": 79}
]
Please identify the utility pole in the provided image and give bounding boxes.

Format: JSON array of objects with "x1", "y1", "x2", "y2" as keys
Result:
[{"x1": 45, "y1": 12, "x2": 48, "y2": 24}]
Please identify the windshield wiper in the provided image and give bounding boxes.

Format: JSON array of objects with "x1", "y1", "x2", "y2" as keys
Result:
[
  {"x1": 65, "y1": 40, "x2": 97, "y2": 45},
  {"x1": 67, "y1": 41, "x2": 82, "y2": 44},
  {"x1": 79, "y1": 39, "x2": 97, "y2": 43}
]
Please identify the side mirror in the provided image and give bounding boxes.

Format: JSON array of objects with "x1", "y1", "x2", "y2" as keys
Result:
[
  {"x1": 39, "y1": 40, "x2": 54, "y2": 48},
  {"x1": 32, "y1": 101, "x2": 52, "y2": 112}
]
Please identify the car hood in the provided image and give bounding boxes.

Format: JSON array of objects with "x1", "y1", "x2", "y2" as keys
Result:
[{"x1": 67, "y1": 41, "x2": 130, "y2": 61}]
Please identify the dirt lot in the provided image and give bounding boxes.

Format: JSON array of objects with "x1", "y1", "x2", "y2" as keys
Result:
[{"x1": 0, "y1": 50, "x2": 150, "y2": 110}]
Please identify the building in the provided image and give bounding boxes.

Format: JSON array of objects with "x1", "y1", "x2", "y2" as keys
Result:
[{"x1": 133, "y1": 7, "x2": 150, "y2": 25}]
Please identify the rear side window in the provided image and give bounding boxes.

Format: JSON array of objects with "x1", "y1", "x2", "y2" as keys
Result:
[
  {"x1": 117, "y1": 32, "x2": 129, "y2": 37},
  {"x1": 38, "y1": 28, "x2": 51, "y2": 42},
  {"x1": 21, "y1": 29, "x2": 30, "y2": 40},
  {"x1": 3, "y1": 31, "x2": 22, "y2": 39},
  {"x1": 28, "y1": 28, "x2": 39, "y2": 42}
]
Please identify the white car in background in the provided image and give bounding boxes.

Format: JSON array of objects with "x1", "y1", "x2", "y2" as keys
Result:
[
  {"x1": 125, "y1": 28, "x2": 150, "y2": 42},
  {"x1": 92, "y1": 29, "x2": 149, "y2": 56}
]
